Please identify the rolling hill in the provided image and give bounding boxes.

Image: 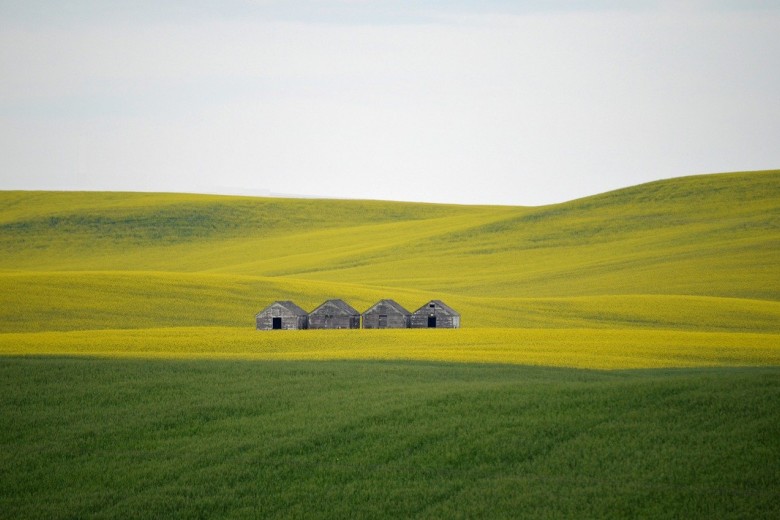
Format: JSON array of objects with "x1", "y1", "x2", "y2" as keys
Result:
[
  {"x1": 2, "y1": 170, "x2": 779, "y2": 518},
  {"x1": 0, "y1": 170, "x2": 778, "y2": 339}
]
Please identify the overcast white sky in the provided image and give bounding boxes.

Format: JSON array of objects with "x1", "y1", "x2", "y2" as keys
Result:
[{"x1": 1, "y1": 1, "x2": 778, "y2": 205}]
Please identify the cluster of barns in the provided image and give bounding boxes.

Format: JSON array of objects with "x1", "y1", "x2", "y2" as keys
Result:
[{"x1": 256, "y1": 299, "x2": 460, "y2": 330}]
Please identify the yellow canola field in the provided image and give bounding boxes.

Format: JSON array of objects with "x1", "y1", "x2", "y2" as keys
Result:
[
  {"x1": 2, "y1": 172, "x2": 778, "y2": 369},
  {"x1": 2, "y1": 327, "x2": 777, "y2": 370},
  {"x1": 3, "y1": 271, "x2": 780, "y2": 333}
]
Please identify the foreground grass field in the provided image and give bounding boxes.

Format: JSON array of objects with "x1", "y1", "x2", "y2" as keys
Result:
[
  {"x1": 1, "y1": 170, "x2": 778, "y2": 517},
  {"x1": 2, "y1": 358, "x2": 778, "y2": 519}
]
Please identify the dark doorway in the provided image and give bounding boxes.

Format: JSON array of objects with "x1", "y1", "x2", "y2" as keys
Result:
[
  {"x1": 428, "y1": 315, "x2": 437, "y2": 328},
  {"x1": 272, "y1": 317, "x2": 282, "y2": 330},
  {"x1": 379, "y1": 315, "x2": 388, "y2": 328}
]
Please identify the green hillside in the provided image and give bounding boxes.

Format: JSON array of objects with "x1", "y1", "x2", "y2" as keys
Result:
[
  {"x1": 3, "y1": 359, "x2": 778, "y2": 519},
  {"x1": 2, "y1": 171, "x2": 779, "y2": 518},
  {"x1": 0, "y1": 170, "x2": 778, "y2": 336}
]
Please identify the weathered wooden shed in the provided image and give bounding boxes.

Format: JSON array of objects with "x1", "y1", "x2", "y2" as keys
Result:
[
  {"x1": 255, "y1": 301, "x2": 309, "y2": 330},
  {"x1": 362, "y1": 299, "x2": 411, "y2": 329},
  {"x1": 410, "y1": 300, "x2": 460, "y2": 328},
  {"x1": 308, "y1": 299, "x2": 361, "y2": 329}
]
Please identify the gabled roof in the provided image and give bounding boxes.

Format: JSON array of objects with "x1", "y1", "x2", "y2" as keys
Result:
[
  {"x1": 363, "y1": 299, "x2": 411, "y2": 316},
  {"x1": 310, "y1": 299, "x2": 360, "y2": 316},
  {"x1": 412, "y1": 299, "x2": 460, "y2": 316},
  {"x1": 257, "y1": 300, "x2": 308, "y2": 316}
]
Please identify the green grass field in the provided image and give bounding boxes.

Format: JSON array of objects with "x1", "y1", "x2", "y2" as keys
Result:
[
  {"x1": 2, "y1": 358, "x2": 779, "y2": 519},
  {"x1": 1, "y1": 170, "x2": 779, "y2": 517}
]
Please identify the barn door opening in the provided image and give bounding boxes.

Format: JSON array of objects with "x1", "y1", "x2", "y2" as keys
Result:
[
  {"x1": 379, "y1": 314, "x2": 388, "y2": 328},
  {"x1": 428, "y1": 315, "x2": 437, "y2": 328},
  {"x1": 272, "y1": 317, "x2": 282, "y2": 330}
]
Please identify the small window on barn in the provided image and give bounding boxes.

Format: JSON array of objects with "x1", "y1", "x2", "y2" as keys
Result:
[{"x1": 429, "y1": 303, "x2": 435, "y2": 308}]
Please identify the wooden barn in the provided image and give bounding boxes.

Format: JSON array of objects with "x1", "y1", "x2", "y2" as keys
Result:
[
  {"x1": 308, "y1": 299, "x2": 361, "y2": 329},
  {"x1": 410, "y1": 300, "x2": 460, "y2": 329},
  {"x1": 256, "y1": 301, "x2": 309, "y2": 330},
  {"x1": 362, "y1": 299, "x2": 411, "y2": 329}
]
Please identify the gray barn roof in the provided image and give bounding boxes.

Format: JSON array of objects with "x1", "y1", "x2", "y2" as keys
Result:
[
  {"x1": 363, "y1": 299, "x2": 411, "y2": 316},
  {"x1": 257, "y1": 300, "x2": 309, "y2": 316},
  {"x1": 310, "y1": 299, "x2": 360, "y2": 316},
  {"x1": 412, "y1": 300, "x2": 460, "y2": 316}
]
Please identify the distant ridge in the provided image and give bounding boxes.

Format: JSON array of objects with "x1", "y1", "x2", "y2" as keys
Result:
[{"x1": 0, "y1": 169, "x2": 777, "y2": 333}]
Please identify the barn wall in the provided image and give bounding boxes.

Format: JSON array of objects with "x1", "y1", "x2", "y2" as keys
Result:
[
  {"x1": 258, "y1": 301, "x2": 456, "y2": 330},
  {"x1": 295, "y1": 316, "x2": 309, "y2": 329},
  {"x1": 410, "y1": 312, "x2": 459, "y2": 329},
  {"x1": 309, "y1": 314, "x2": 360, "y2": 329},
  {"x1": 363, "y1": 311, "x2": 409, "y2": 329},
  {"x1": 256, "y1": 315, "x2": 272, "y2": 330},
  {"x1": 256, "y1": 309, "x2": 308, "y2": 330}
]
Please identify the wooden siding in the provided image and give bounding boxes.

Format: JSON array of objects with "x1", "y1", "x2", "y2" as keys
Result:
[
  {"x1": 410, "y1": 301, "x2": 460, "y2": 329},
  {"x1": 308, "y1": 314, "x2": 359, "y2": 329},
  {"x1": 257, "y1": 299, "x2": 459, "y2": 330},
  {"x1": 256, "y1": 302, "x2": 309, "y2": 330},
  {"x1": 362, "y1": 300, "x2": 411, "y2": 329},
  {"x1": 308, "y1": 300, "x2": 360, "y2": 329}
]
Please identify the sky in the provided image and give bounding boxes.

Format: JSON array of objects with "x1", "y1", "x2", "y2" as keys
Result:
[{"x1": 1, "y1": 1, "x2": 779, "y2": 206}]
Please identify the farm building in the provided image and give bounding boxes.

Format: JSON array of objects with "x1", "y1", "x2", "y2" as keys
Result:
[
  {"x1": 256, "y1": 301, "x2": 309, "y2": 330},
  {"x1": 308, "y1": 299, "x2": 361, "y2": 329},
  {"x1": 362, "y1": 299, "x2": 411, "y2": 329},
  {"x1": 410, "y1": 300, "x2": 460, "y2": 328}
]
